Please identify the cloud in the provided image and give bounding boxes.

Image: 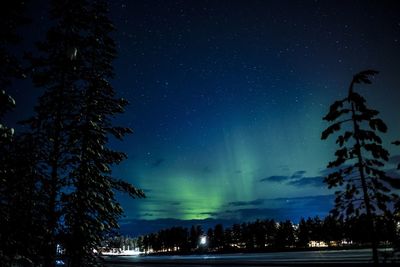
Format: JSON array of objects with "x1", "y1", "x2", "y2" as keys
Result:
[
  {"x1": 318, "y1": 164, "x2": 353, "y2": 177},
  {"x1": 259, "y1": 175, "x2": 289, "y2": 182},
  {"x1": 291, "y1": 170, "x2": 306, "y2": 179},
  {"x1": 221, "y1": 194, "x2": 334, "y2": 221},
  {"x1": 259, "y1": 171, "x2": 323, "y2": 187},
  {"x1": 141, "y1": 213, "x2": 154, "y2": 217},
  {"x1": 147, "y1": 209, "x2": 170, "y2": 213},
  {"x1": 198, "y1": 211, "x2": 219, "y2": 216},
  {"x1": 227, "y1": 199, "x2": 264, "y2": 207},
  {"x1": 287, "y1": 176, "x2": 324, "y2": 187},
  {"x1": 319, "y1": 163, "x2": 400, "y2": 183},
  {"x1": 230, "y1": 208, "x2": 286, "y2": 220}
]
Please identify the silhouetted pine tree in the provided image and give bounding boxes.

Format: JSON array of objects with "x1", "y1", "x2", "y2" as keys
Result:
[
  {"x1": 0, "y1": 0, "x2": 26, "y2": 203},
  {"x1": 189, "y1": 225, "x2": 203, "y2": 249},
  {"x1": 25, "y1": 0, "x2": 88, "y2": 265},
  {"x1": 322, "y1": 215, "x2": 344, "y2": 245},
  {"x1": 252, "y1": 220, "x2": 265, "y2": 249},
  {"x1": 230, "y1": 223, "x2": 242, "y2": 247},
  {"x1": 206, "y1": 228, "x2": 214, "y2": 249},
  {"x1": 242, "y1": 222, "x2": 255, "y2": 249},
  {"x1": 1, "y1": 134, "x2": 47, "y2": 265},
  {"x1": 61, "y1": 1, "x2": 144, "y2": 266},
  {"x1": 0, "y1": 84, "x2": 16, "y2": 266},
  {"x1": 0, "y1": 1, "x2": 30, "y2": 264},
  {"x1": 0, "y1": 0, "x2": 27, "y2": 140},
  {"x1": 213, "y1": 224, "x2": 225, "y2": 249},
  {"x1": 0, "y1": 91, "x2": 15, "y2": 141},
  {"x1": 296, "y1": 218, "x2": 310, "y2": 247},
  {"x1": 321, "y1": 70, "x2": 399, "y2": 264},
  {"x1": 264, "y1": 219, "x2": 277, "y2": 247},
  {"x1": 275, "y1": 220, "x2": 295, "y2": 248},
  {"x1": 309, "y1": 216, "x2": 323, "y2": 242}
]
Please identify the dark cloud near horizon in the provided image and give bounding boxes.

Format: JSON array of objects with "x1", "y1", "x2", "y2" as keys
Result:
[
  {"x1": 319, "y1": 162, "x2": 400, "y2": 181},
  {"x1": 287, "y1": 176, "x2": 324, "y2": 187},
  {"x1": 227, "y1": 208, "x2": 286, "y2": 220},
  {"x1": 223, "y1": 195, "x2": 333, "y2": 221},
  {"x1": 198, "y1": 211, "x2": 220, "y2": 216},
  {"x1": 259, "y1": 175, "x2": 289, "y2": 182},
  {"x1": 141, "y1": 213, "x2": 154, "y2": 217},
  {"x1": 260, "y1": 171, "x2": 324, "y2": 187},
  {"x1": 227, "y1": 199, "x2": 264, "y2": 207},
  {"x1": 291, "y1": 170, "x2": 306, "y2": 179},
  {"x1": 222, "y1": 194, "x2": 334, "y2": 221}
]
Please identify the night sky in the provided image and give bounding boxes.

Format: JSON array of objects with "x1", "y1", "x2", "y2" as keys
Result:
[{"x1": 8, "y1": 0, "x2": 400, "y2": 235}]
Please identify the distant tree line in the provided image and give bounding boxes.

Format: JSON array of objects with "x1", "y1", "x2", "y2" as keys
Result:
[
  {"x1": 122, "y1": 215, "x2": 398, "y2": 254},
  {"x1": 0, "y1": 1, "x2": 144, "y2": 266}
]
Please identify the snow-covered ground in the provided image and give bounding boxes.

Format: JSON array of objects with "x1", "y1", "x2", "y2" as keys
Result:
[{"x1": 101, "y1": 250, "x2": 142, "y2": 256}]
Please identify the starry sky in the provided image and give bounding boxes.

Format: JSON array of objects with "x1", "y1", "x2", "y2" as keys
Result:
[{"x1": 7, "y1": 0, "x2": 400, "y2": 235}]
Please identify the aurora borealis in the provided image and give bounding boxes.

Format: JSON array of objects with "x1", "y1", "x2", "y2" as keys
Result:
[
  {"x1": 7, "y1": 0, "x2": 400, "y2": 235},
  {"x1": 109, "y1": 0, "x2": 400, "y2": 227}
]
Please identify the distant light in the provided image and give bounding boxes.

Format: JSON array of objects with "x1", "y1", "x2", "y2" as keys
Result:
[{"x1": 199, "y1": 235, "x2": 207, "y2": 245}]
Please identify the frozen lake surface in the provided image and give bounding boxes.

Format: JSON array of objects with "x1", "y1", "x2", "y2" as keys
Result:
[{"x1": 102, "y1": 248, "x2": 399, "y2": 266}]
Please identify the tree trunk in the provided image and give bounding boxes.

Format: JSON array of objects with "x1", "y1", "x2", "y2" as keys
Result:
[{"x1": 349, "y1": 84, "x2": 379, "y2": 265}]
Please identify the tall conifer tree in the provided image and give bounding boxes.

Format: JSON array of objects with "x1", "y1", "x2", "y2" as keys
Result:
[
  {"x1": 27, "y1": 1, "x2": 87, "y2": 265},
  {"x1": 0, "y1": 1, "x2": 30, "y2": 264},
  {"x1": 61, "y1": 1, "x2": 144, "y2": 266},
  {"x1": 321, "y1": 70, "x2": 399, "y2": 264}
]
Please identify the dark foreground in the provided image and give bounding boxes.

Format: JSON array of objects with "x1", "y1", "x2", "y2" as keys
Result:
[{"x1": 102, "y1": 248, "x2": 399, "y2": 266}]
